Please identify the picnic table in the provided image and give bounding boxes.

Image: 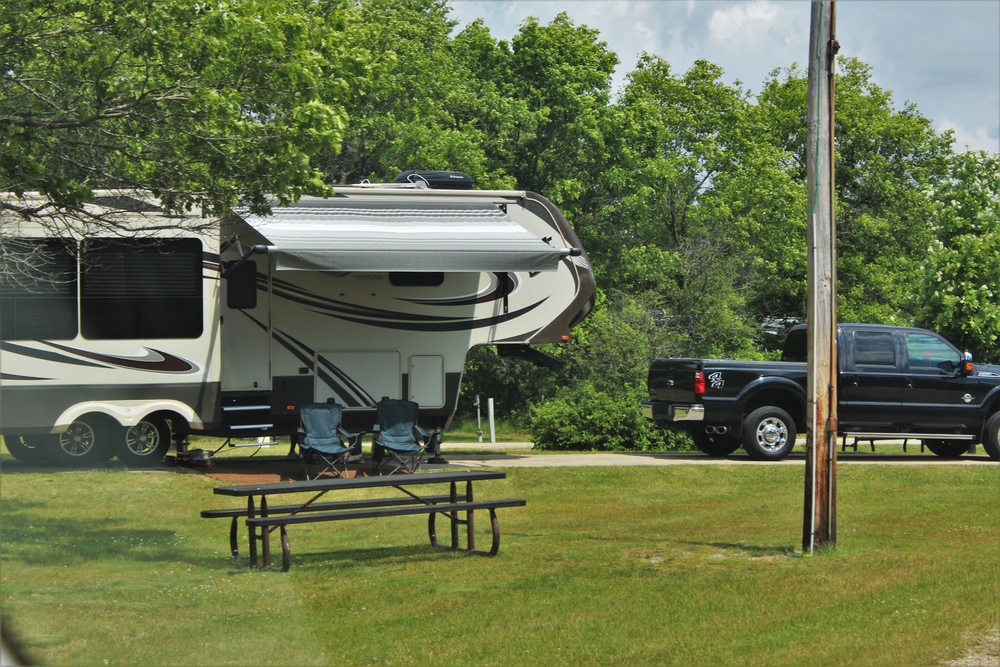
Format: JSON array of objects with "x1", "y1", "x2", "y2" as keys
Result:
[{"x1": 202, "y1": 470, "x2": 525, "y2": 571}]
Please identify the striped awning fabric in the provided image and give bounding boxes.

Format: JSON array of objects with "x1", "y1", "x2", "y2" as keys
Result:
[{"x1": 242, "y1": 202, "x2": 564, "y2": 272}]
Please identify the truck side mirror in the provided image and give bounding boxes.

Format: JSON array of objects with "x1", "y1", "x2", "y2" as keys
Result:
[{"x1": 961, "y1": 351, "x2": 974, "y2": 376}]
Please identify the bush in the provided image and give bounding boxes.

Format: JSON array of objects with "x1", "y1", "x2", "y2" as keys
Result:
[{"x1": 529, "y1": 382, "x2": 691, "y2": 452}]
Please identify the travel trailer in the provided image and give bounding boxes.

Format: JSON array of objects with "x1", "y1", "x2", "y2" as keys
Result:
[{"x1": 0, "y1": 181, "x2": 596, "y2": 465}]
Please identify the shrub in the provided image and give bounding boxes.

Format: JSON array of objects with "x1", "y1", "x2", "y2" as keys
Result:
[{"x1": 530, "y1": 382, "x2": 691, "y2": 451}]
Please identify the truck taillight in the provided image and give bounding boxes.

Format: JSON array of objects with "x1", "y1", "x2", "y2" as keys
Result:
[{"x1": 694, "y1": 371, "x2": 706, "y2": 397}]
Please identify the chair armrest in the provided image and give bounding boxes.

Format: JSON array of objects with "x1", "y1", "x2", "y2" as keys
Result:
[{"x1": 414, "y1": 425, "x2": 430, "y2": 440}]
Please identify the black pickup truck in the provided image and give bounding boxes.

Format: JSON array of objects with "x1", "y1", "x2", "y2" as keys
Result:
[{"x1": 642, "y1": 324, "x2": 1000, "y2": 461}]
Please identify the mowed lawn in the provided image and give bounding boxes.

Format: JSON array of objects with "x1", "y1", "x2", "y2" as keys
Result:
[{"x1": 1, "y1": 458, "x2": 997, "y2": 666}]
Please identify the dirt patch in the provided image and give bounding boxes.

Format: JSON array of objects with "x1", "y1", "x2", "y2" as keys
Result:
[
  {"x1": 942, "y1": 628, "x2": 1000, "y2": 666},
  {"x1": 182, "y1": 456, "x2": 373, "y2": 485}
]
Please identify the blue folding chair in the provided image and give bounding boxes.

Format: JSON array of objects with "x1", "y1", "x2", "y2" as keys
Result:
[
  {"x1": 298, "y1": 401, "x2": 354, "y2": 479},
  {"x1": 371, "y1": 398, "x2": 430, "y2": 475}
]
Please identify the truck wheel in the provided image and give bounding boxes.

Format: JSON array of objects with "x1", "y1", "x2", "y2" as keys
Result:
[
  {"x1": 51, "y1": 417, "x2": 110, "y2": 466},
  {"x1": 923, "y1": 440, "x2": 969, "y2": 458},
  {"x1": 4, "y1": 434, "x2": 55, "y2": 465},
  {"x1": 982, "y1": 413, "x2": 999, "y2": 461},
  {"x1": 691, "y1": 432, "x2": 740, "y2": 457},
  {"x1": 115, "y1": 418, "x2": 170, "y2": 467},
  {"x1": 742, "y1": 407, "x2": 797, "y2": 460}
]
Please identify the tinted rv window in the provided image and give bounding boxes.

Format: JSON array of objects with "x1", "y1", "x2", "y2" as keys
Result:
[
  {"x1": 0, "y1": 239, "x2": 78, "y2": 340},
  {"x1": 80, "y1": 238, "x2": 203, "y2": 339},
  {"x1": 389, "y1": 272, "x2": 444, "y2": 287}
]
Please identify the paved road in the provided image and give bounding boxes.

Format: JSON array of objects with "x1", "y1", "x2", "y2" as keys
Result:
[{"x1": 428, "y1": 443, "x2": 996, "y2": 468}]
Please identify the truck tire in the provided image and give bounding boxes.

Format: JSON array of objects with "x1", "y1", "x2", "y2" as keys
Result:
[
  {"x1": 742, "y1": 407, "x2": 797, "y2": 460},
  {"x1": 115, "y1": 418, "x2": 171, "y2": 467},
  {"x1": 983, "y1": 413, "x2": 1000, "y2": 461},
  {"x1": 4, "y1": 434, "x2": 55, "y2": 465},
  {"x1": 691, "y1": 432, "x2": 741, "y2": 457},
  {"x1": 923, "y1": 439, "x2": 969, "y2": 458}
]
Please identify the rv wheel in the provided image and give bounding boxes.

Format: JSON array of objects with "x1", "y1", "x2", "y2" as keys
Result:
[
  {"x1": 116, "y1": 418, "x2": 170, "y2": 467},
  {"x1": 53, "y1": 417, "x2": 109, "y2": 466},
  {"x1": 4, "y1": 434, "x2": 55, "y2": 465}
]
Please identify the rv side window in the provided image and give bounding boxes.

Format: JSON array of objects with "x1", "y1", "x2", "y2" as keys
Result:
[
  {"x1": 0, "y1": 238, "x2": 79, "y2": 340},
  {"x1": 80, "y1": 238, "x2": 203, "y2": 340},
  {"x1": 389, "y1": 272, "x2": 444, "y2": 287}
]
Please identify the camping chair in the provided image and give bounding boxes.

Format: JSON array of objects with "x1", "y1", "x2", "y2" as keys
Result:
[
  {"x1": 371, "y1": 398, "x2": 430, "y2": 475},
  {"x1": 298, "y1": 401, "x2": 354, "y2": 479}
]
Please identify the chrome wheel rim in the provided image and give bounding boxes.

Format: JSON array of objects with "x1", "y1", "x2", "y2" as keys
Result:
[
  {"x1": 755, "y1": 418, "x2": 788, "y2": 452},
  {"x1": 125, "y1": 421, "x2": 162, "y2": 457},
  {"x1": 59, "y1": 422, "x2": 96, "y2": 458}
]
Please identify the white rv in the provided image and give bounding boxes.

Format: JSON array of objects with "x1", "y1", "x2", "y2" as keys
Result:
[{"x1": 0, "y1": 182, "x2": 596, "y2": 465}]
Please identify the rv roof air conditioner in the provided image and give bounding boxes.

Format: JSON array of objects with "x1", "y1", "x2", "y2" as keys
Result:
[{"x1": 394, "y1": 170, "x2": 475, "y2": 190}]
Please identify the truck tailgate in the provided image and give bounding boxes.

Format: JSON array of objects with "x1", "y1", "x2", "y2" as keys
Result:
[{"x1": 647, "y1": 359, "x2": 702, "y2": 403}]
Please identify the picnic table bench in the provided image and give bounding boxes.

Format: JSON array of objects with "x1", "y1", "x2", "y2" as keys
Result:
[{"x1": 202, "y1": 470, "x2": 525, "y2": 571}]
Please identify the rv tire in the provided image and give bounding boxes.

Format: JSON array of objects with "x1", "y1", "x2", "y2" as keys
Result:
[
  {"x1": 116, "y1": 418, "x2": 171, "y2": 467},
  {"x1": 52, "y1": 417, "x2": 110, "y2": 466},
  {"x1": 4, "y1": 434, "x2": 55, "y2": 465}
]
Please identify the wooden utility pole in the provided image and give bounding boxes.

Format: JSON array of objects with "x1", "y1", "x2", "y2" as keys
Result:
[{"x1": 803, "y1": 0, "x2": 839, "y2": 554}]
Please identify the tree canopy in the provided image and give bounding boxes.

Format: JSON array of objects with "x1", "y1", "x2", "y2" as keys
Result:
[{"x1": 1, "y1": 0, "x2": 362, "y2": 227}]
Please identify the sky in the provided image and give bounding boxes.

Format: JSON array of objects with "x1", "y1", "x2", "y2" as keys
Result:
[{"x1": 449, "y1": 0, "x2": 1000, "y2": 154}]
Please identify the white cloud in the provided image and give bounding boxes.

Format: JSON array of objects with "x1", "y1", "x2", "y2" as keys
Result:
[
  {"x1": 708, "y1": 0, "x2": 781, "y2": 44},
  {"x1": 936, "y1": 118, "x2": 1000, "y2": 155}
]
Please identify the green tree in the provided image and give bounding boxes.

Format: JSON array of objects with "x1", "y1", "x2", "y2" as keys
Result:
[
  {"x1": 912, "y1": 150, "x2": 1000, "y2": 362},
  {"x1": 1, "y1": 0, "x2": 361, "y2": 226},
  {"x1": 318, "y1": 0, "x2": 508, "y2": 187},
  {"x1": 757, "y1": 58, "x2": 953, "y2": 323},
  {"x1": 594, "y1": 56, "x2": 788, "y2": 358}
]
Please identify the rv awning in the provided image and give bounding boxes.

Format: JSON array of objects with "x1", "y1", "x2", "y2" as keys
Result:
[{"x1": 242, "y1": 202, "x2": 568, "y2": 272}]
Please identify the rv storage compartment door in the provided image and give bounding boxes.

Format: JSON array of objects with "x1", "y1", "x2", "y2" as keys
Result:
[
  {"x1": 409, "y1": 355, "x2": 445, "y2": 408},
  {"x1": 316, "y1": 351, "x2": 400, "y2": 408}
]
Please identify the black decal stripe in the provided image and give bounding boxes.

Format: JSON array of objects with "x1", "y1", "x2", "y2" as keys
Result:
[
  {"x1": 315, "y1": 356, "x2": 373, "y2": 405},
  {"x1": 0, "y1": 341, "x2": 109, "y2": 369},
  {"x1": 329, "y1": 299, "x2": 547, "y2": 332},
  {"x1": 271, "y1": 330, "x2": 316, "y2": 371},
  {"x1": 0, "y1": 372, "x2": 52, "y2": 380},
  {"x1": 42, "y1": 342, "x2": 195, "y2": 373},
  {"x1": 404, "y1": 273, "x2": 517, "y2": 307},
  {"x1": 315, "y1": 368, "x2": 364, "y2": 408},
  {"x1": 271, "y1": 277, "x2": 460, "y2": 323}
]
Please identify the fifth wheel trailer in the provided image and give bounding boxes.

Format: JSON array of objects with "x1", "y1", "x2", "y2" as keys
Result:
[{"x1": 0, "y1": 183, "x2": 596, "y2": 465}]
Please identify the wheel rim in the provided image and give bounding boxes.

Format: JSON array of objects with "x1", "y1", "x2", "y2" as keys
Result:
[
  {"x1": 125, "y1": 421, "x2": 162, "y2": 457},
  {"x1": 755, "y1": 418, "x2": 788, "y2": 452},
  {"x1": 59, "y1": 422, "x2": 97, "y2": 458}
]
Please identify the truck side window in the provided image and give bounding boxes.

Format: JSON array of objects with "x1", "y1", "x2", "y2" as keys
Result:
[
  {"x1": 853, "y1": 331, "x2": 895, "y2": 367},
  {"x1": 904, "y1": 333, "x2": 960, "y2": 374}
]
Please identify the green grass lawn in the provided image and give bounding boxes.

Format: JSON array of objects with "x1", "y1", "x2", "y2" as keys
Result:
[{"x1": 1, "y1": 458, "x2": 997, "y2": 666}]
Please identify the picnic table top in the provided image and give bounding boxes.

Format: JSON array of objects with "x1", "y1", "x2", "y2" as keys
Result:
[{"x1": 212, "y1": 470, "x2": 508, "y2": 497}]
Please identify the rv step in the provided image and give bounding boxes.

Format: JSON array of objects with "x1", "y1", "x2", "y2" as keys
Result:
[
  {"x1": 229, "y1": 440, "x2": 279, "y2": 448},
  {"x1": 222, "y1": 405, "x2": 271, "y2": 412},
  {"x1": 226, "y1": 423, "x2": 275, "y2": 430}
]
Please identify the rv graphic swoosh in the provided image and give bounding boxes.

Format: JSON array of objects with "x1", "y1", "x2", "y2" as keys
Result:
[
  {"x1": 42, "y1": 342, "x2": 198, "y2": 373},
  {"x1": 0, "y1": 372, "x2": 52, "y2": 381}
]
